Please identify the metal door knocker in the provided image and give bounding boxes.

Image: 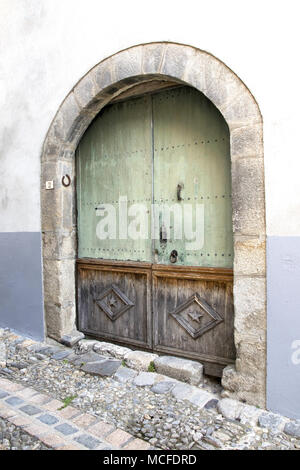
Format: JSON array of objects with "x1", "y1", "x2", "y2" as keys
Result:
[
  {"x1": 62, "y1": 174, "x2": 71, "y2": 187},
  {"x1": 170, "y1": 250, "x2": 178, "y2": 263}
]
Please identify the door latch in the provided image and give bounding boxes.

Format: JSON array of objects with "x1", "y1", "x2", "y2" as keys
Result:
[{"x1": 160, "y1": 225, "x2": 167, "y2": 244}]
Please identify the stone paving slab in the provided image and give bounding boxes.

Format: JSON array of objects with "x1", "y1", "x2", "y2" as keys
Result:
[
  {"x1": 0, "y1": 376, "x2": 151, "y2": 450},
  {"x1": 81, "y1": 359, "x2": 121, "y2": 376}
]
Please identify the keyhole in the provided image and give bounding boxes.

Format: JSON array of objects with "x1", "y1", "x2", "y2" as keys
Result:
[{"x1": 170, "y1": 250, "x2": 178, "y2": 263}]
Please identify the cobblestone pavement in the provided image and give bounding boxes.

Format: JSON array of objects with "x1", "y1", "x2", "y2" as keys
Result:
[{"x1": 0, "y1": 328, "x2": 300, "y2": 451}]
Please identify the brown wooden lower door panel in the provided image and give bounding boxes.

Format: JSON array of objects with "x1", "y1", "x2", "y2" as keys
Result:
[
  {"x1": 152, "y1": 265, "x2": 235, "y2": 376},
  {"x1": 77, "y1": 260, "x2": 235, "y2": 377},
  {"x1": 77, "y1": 260, "x2": 152, "y2": 349}
]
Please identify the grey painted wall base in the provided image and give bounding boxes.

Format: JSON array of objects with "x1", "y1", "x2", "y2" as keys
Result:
[
  {"x1": 0, "y1": 232, "x2": 44, "y2": 340},
  {"x1": 267, "y1": 236, "x2": 300, "y2": 419}
]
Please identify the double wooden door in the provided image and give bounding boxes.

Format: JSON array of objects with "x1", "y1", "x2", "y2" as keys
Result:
[{"x1": 76, "y1": 86, "x2": 235, "y2": 376}]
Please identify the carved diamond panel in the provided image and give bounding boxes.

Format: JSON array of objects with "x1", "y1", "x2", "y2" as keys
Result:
[
  {"x1": 95, "y1": 284, "x2": 134, "y2": 321},
  {"x1": 169, "y1": 293, "x2": 223, "y2": 339}
]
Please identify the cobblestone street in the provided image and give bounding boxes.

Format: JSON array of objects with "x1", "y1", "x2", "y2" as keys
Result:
[{"x1": 0, "y1": 328, "x2": 299, "y2": 451}]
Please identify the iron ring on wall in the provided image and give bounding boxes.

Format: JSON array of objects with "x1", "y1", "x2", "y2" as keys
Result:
[{"x1": 62, "y1": 174, "x2": 71, "y2": 187}]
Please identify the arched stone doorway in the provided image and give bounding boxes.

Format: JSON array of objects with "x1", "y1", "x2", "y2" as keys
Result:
[{"x1": 41, "y1": 42, "x2": 266, "y2": 407}]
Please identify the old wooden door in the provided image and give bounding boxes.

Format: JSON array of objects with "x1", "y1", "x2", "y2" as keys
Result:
[{"x1": 76, "y1": 86, "x2": 235, "y2": 376}]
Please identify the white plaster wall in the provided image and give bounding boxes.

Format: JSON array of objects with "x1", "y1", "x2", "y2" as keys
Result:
[{"x1": 0, "y1": 0, "x2": 300, "y2": 235}]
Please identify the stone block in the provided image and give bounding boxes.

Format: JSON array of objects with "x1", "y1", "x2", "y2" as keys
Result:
[
  {"x1": 42, "y1": 125, "x2": 64, "y2": 161},
  {"x1": 0, "y1": 379, "x2": 24, "y2": 392},
  {"x1": 75, "y1": 434, "x2": 101, "y2": 449},
  {"x1": 231, "y1": 124, "x2": 263, "y2": 159},
  {"x1": 133, "y1": 372, "x2": 162, "y2": 387},
  {"x1": 235, "y1": 339, "x2": 266, "y2": 376},
  {"x1": 81, "y1": 359, "x2": 121, "y2": 377},
  {"x1": 151, "y1": 380, "x2": 177, "y2": 394},
  {"x1": 57, "y1": 444, "x2": 83, "y2": 450},
  {"x1": 204, "y1": 399, "x2": 219, "y2": 410},
  {"x1": 60, "y1": 330, "x2": 84, "y2": 348},
  {"x1": 182, "y1": 50, "x2": 207, "y2": 94},
  {"x1": 55, "y1": 423, "x2": 78, "y2": 435},
  {"x1": 160, "y1": 43, "x2": 195, "y2": 80},
  {"x1": 38, "y1": 414, "x2": 59, "y2": 425},
  {"x1": 74, "y1": 73, "x2": 96, "y2": 108},
  {"x1": 217, "y1": 397, "x2": 243, "y2": 421},
  {"x1": 142, "y1": 43, "x2": 167, "y2": 74},
  {"x1": 221, "y1": 365, "x2": 266, "y2": 408},
  {"x1": 23, "y1": 423, "x2": 48, "y2": 438},
  {"x1": 234, "y1": 277, "x2": 266, "y2": 341},
  {"x1": 284, "y1": 420, "x2": 300, "y2": 438},
  {"x1": 20, "y1": 404, "x2": 42, "y2": 416},
  {"x1": 188, "y1": 389, "x2": 218, "y2": 408},
  {"x1": 72, "y1": 413, "x2": 98, "y2": 429},
  {"x1": 75, "y1": 339, "x2": 98, "y2": 354},
  {"x1": 234, "y1": 236, "x2": 266, "y2": 276},
  {"x1": 8, "y1": 415, "x2": 32, "y2": 427},
  {"x1": 42, "y1": 230, "x2": 76, "y2": 260},
  {"x1": 39, "y1": 433, "x2": 65, "y2": 448},
  {"x1": 43, "y1": 399, "x2": 65, "y2": 412},
  {"x1": 29, "y1": 393, "x2": 52, "y2": 406},
  {"x1": 123, "y1": 438, "x2": 151, "y2": 450},
  {"x1": 15, "y1": 387, "x2": 38, "y2": 400},
  {"x1": 0, "y1": 404, "x2": 17, "y2": 419},
  {"x1": 222, "y1": 91, "x2": 262, "y2": 130},
  {"x1": 0, "y1": 342, "x2": 6, "y2": 368},
  {"x1": 88, "y1": 421, "x2": 115, "y2": 439},
  {"x1": 43, "y1": 259, "x2": 76, "y2": 306},
  {"x1": 105, "y1": 429, "x2": 132, "y2": 447},
  {"x1": 93, "y1": 341, "x2": 131, "y2": 359},
  {"x1": 258, "y1": 411, "x2": 286, "y2": 432},
  {"x1": 69, "y1": 351, "x2": 104, "y2": 366},
  {"x1": 205, "y1": 55, "x2": 243, "y2": 111},
  {"x1": 239, "y1": 404, "x2": 263, "y2": 426},
  {"x1": 45, "y1": 303, "x2": 77, "y2": 342},
  {"x1": 94, "y1": 59, "x2": 115, "y2": 93},
  {"x1": 112, "y1": 46, "x2": 144, "y2": 83},
  {"x1": 51, "y1": 350, "x2": 72, "y2": 360},
  {"x1": 53, "y1": 93, "x2": 82, "y2": 142},
  {"x1": 5, "y1": 396, "x2": 24, "y2": 406},
  {"x1": 171, "y1": 383, "x2": 214, "y2": 408},
  {"x1": 15, "y1": 339, "x2": 36, "y2": 351},
  {"x1": 124, "y1": 351, "x2": 158, "y2": 371},
  {"x1": 41, "y1": 170, "x2": 76, "y2": 233},
  {"x1": 55, "y1": 406, "x2": 81, "y2": 420},
  {"x1": 154, "y1": 355, "x2": 203, "y2": 385}
]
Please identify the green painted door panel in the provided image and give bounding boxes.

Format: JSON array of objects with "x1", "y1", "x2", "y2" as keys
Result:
[
  {"x1": 153, "y1": 87, "x2": 233, "y2": 268},
  {"x1": 76, "y1": 95, "x2": 153, "y2": 262},
  {"x1": 77, "y1": 86, "x2": 233, "y2": 268}
]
